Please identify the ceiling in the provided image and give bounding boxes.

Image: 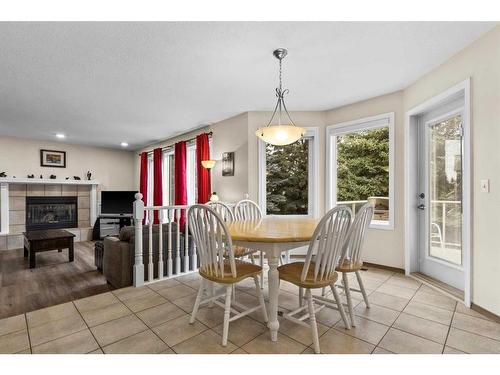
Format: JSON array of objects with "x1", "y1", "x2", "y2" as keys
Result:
[{"x1": 0, "y1": 22, "x2": 496, "y2": 149}]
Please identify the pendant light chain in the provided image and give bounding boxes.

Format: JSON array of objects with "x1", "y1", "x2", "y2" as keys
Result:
[
  {"x1": 278, "y1": 57, "x2": 282, "y2": 126},
  {"x1": 255, "y1": 48, "x2": 305, "y2": 146},
  {"x1": 279, "y1": 57, "x2": 282, "y2": 93}
]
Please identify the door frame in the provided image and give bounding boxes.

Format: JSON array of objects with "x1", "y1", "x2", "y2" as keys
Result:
[{"x1": 404, "y1": 78, "x2": 471, "y2": 306}]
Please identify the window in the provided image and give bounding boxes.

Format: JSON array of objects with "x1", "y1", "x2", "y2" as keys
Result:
[
  {"x1": 259, "y1": 128, "x2": 318, "y2": 216},
  {"x1": 186, "y1": 143, "x2": 197, "y2": 205},
  {"x1": 327, "y1": 113, "x2": 394, "y2": 229},
  {"x1": 147, "y1": 153, "x2": 154, "y2": 206},
  {"x1": 162, "y1": 151, "x2": 175, "y2": 206},
  {"x1": 146, "y1": 137, "x2": 211, "y2": 208}
]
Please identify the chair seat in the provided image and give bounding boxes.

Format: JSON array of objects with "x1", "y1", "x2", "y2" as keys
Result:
[
  {"x1": 278, "y1": 262, "x2": 338, "y2": 289},
  {"x1": 199, "y1": 259, "x2": 262, "y2": 284},
  {"x1": 336, "y1": 259, "x2": 363, "y2": 273}
]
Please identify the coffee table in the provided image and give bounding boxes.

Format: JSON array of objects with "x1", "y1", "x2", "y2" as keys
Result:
[{"x1": 23, "y1": 229, "x2": 76, "y2": 269}]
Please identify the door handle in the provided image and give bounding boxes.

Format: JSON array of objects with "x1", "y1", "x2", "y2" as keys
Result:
[{"x1": 417, "y1": 204, "x2": 425, "y2": 210}]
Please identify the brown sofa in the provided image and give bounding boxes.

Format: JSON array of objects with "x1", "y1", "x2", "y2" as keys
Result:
[{"x1": 103, "y1": 223, "x2": 195, "y2": 288}]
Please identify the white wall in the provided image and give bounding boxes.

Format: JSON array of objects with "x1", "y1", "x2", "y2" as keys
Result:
[
  {"x1": 211, "y1": 113, "x2": 249, "y2": 202},
  {"x1": 0, "y1": 136, "x2": 136, "y2": 191},
  {"x1": 404, "y1": 26, "x2": 500, "y2": 314}
]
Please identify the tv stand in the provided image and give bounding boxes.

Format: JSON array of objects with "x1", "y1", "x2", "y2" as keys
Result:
[{"x1": 92, "y1": 214, "x2": 133, "y2": 240}]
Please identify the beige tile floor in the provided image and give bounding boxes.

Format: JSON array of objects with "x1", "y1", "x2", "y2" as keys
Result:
[{"x1": 1, "y1": 264, "x2": 499, "y2": 354}]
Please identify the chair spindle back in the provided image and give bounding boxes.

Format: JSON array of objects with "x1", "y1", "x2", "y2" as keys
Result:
[
  {"x1": 187, "y1": 205, "x2": 236, "y2": 279},
  {"x1": 206, "y1": 201, "x2": 235, "y2": 222},
  {"x1": 301, "y1": 206, "x2": 352, "y2": 283},
  {"x1": 340, "y1": 203, "x2": 374, "y2": 264},
  {"x1": 234, "y1": 199, "x2": 262, "y2": 221}
]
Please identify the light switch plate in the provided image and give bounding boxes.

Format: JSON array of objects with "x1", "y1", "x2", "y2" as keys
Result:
[{"x1": 480, "y1": 179, "x2": 490, "y2": 193}]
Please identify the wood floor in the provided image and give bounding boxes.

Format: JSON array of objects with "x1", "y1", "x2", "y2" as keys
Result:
[{"x1": 0, "y1": 241, "x2": 114, "y2": 319}]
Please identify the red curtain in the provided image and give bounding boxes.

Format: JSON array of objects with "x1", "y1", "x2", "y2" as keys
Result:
[
  {"x1": 139, "y1": 152, "x2": 148, "y2": 224},
  {"x1": 174, "y1": 141, "x2": 187, "y2": 227},
  {"x1": 196, "y1": 133, "x2": 211, "y2": 203},
  {"x1": 153, "y1": 148, "x2": 163, "y2": 224}
]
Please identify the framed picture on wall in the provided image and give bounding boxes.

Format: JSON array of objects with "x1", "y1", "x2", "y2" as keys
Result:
[
  {"x1": 222, "y1": 152, "x2": 234, "y2": 176},
  {"x1": 40, "y1": 149, "x2": 66, "y2": 168}
]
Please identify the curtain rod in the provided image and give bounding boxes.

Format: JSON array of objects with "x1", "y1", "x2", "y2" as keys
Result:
[{"x1": 138, "y1": 131, "x2": 212, "y2": 156}]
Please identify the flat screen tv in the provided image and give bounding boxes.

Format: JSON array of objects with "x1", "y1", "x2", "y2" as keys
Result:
[{"x1": 101, "y1": 191, "x2": 137, "y2": 215}]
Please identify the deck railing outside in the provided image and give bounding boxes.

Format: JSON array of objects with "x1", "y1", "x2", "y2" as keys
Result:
[{"x1": 337, "y1": 198, "x2": 461, "y2": 248}]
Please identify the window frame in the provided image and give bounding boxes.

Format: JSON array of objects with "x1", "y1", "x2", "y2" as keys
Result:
[
  {"x1": 258, "y1": 127, "x2": 319, "y2": 218},
  {"x1": 186, "y1": 141, "x2": 198, "y2": 205},
  {"x1": 146, "y1": 153, "x2": 154, "y2": 207},
  {"x1": 162, "y1": 150, "x2": 175, "y2": 206},
  {"x1": 326, "y1": 112, "x2": 395, "y2": 230}
]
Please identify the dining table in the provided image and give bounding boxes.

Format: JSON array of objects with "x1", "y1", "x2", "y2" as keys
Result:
[{"x1": 227, "y1": 216, "x2": 320, "y2": 342}]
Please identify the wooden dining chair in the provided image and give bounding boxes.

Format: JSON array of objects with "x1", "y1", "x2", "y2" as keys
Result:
[
  {"x1": 206, "y1": 201, "x2": 257, "y2": 300},
  {"x1": 188, "y1": 205, "x2": 268, "y2": 347},
  {"x1": 277, "y1": 206, "x2": 352, "y2": 353},
  {"x1": 205, "y1": 201, "x2": 235, "y2": 222},
  {"x1": 335, "y1": 203, "x2": 374, "y2": 327},
  {"x1": 234, "y1": 199, "x2": 266, "y2": 286}
]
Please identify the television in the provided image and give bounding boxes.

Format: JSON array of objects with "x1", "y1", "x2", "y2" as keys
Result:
[{"x1": 100, "y1": 191, "x2": 137, "y2": 215}]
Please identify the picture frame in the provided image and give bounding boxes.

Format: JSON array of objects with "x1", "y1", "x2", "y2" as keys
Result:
[
  {"x1": 222, "y1": 152, "x2": 234, "y2": 176},
  {"x1": 40, "y1": 149, "x2": 67, "y2": 168}
]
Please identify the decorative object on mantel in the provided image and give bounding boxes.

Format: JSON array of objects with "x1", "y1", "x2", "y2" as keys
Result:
[
  {"x1": 40, "y1": 174, "x2": 43, "y2": 179},
  {"x1": 209, "y1": 192, "x2": 219, "y2": 202},
  {"x1": 27, "y1": 174, "x2": 34, "y2": 178},
  {"x1": 0, "y1": 172, "x2": 6, "y2": 177},
  {"x1": 40, "y1": 149, "x2": 66, "y2": 168},
  {"x1": 74, "y1": 176, "x2": 81, "y2": 180},
  {"x1": 86, "y1": 171, "x2": 92, "y2": 180},
  {"x1": 50, "y1": 174, "x2": 57, "y2": 179},
  {"x1": 66, "y1": 177, "x2": 69, "y2": 180},
  {"x1": 222, "y1": 152, "x2": 234, "y2": 176},
  {"x1": 255, "y1": 48, "x2": 305, "y2": 146}
]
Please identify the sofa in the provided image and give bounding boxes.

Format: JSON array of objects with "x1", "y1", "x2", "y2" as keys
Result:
[{"x1": 103, "y1": 223, "x2": 195, "y2": 288}]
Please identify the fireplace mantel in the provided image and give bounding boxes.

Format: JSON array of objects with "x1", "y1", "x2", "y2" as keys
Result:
[
  {"x1": 0, "y1": 178, "x2": 99, "y2": 235},
  {"x1": 0, "y1": 177, "x2": 99, "y2": 185}
]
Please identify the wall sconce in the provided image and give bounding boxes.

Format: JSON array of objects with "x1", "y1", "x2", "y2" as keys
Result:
[{"x1": 201, "y1": 160, "x2": 216, "y2": 169}]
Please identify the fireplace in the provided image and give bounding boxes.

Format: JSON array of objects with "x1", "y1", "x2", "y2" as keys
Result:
[{"x1": 26, "y1": 197, "x2": 78, "y2": 231}]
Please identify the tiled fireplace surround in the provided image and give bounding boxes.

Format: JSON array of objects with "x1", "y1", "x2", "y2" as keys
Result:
[{"x1": 0, "y1": 183, "x2": 96, "y2": 251}]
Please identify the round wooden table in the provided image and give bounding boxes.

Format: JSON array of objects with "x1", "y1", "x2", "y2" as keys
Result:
[{"x1": 227, "y1": 217, "x2": 320, "y2": 342}]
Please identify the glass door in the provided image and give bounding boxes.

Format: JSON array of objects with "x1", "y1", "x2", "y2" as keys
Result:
[{"x1": 418, "y1": 111, "x2": 464, "y2": 290}]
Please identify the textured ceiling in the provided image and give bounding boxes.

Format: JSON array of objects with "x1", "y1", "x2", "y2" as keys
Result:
[{"x1": 0, "y1": 22, "x2": 496, "y2": 149}]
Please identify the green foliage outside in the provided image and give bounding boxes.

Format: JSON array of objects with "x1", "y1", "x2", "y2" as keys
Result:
[
  {"x1": 266, "y1": 139, "x2": 309, "y2": 215},
  {"x1": 336, "y1": 128, "x2": 389, "y2": 202},
  {"x1": 265, "y1": 128, "x2": 391, "y2": 215}
]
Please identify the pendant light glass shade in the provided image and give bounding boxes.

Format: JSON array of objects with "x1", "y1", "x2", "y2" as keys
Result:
[
  {"x1": 256, "y1": 48, "x2": 305, "y2": 146},
  {"x1": 255, "y1": 124, "x2": 304, "y2": 146}
]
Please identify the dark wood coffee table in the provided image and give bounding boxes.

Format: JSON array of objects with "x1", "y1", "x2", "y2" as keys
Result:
[{"x1": 23, "y1": 229, "x2": 76, "y2": 269}]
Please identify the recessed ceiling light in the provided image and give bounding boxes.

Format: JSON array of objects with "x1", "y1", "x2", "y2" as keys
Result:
[
  {"x1": 120, "y1": 142, "x2": 129, "y2": 147},
  {"x1": 55, "y1": 133, "x2": 65, "y2": 139}
]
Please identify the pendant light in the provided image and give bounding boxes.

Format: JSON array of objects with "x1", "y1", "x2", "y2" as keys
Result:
[{"x1": 255, "y1": 48, "x2": 305, "y2": 146}]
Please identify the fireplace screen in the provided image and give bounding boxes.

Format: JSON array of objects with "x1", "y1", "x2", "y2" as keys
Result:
[{"x1": 26, "y1": 196, "x2": 78, "y2": 231}]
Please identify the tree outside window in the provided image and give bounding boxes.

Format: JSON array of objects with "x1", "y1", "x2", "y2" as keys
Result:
[{"x1": 266, "y1": 139, "x2": 309, "y2": 215}]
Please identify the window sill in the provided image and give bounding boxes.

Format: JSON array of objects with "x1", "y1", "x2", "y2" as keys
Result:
[{"x1": 369, "y1": 220, "x2": 394, "y2": 231}]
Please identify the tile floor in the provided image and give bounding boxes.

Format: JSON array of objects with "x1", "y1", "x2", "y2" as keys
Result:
[{"x1": 1, "y1": 264, "x2": 499, "y2": 354}]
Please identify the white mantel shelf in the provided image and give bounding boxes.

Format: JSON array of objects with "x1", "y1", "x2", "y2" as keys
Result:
[
  {"x1": 0, "y1": 178, "x2": 99, "y2": 236},
  {"x1": 0, "y1": 178, "x2": 99, "y2": 185}
]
